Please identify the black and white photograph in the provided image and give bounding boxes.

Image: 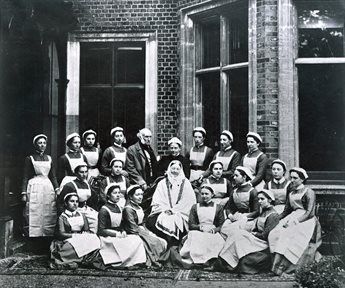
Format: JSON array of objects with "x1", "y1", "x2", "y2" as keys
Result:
[{"x1": 0, "y1": 0, "x2": 344, "y2": 287}]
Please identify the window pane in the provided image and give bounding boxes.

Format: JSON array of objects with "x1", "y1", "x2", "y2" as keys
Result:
[
  {"x1": 229, "y1": 10, "x2": 248, "y2": 63},
  {"x1": 202, "y1": 21, "x2": 220, "y2": 68},
  {"x1": 115, "y1": 46, "x2": 145, "y2": 84},
  {"x1": 201, "y1": 73, "x2": 220, "y2": 149},
  {"x1": 228, "y1": 68, "x2": 248, "y2": 155},
  {"x1": 299, "y1": 64, "x2": 345, "y2": 172},
  {"x1": 80, "y1": 44, "x2": 112, "y2": 85},
  {"x1": 299, "y1": 28, "x2": 344, "y2": 57},
  {"x1": 298, "y1": 4, "x2": 344, "y2": 57},
  {"x1": 112, "y1": 89, "x2": 145, "y2": 146},
  {"x1": 80, "y1": 88, "x2": 112, "y2": 148}
]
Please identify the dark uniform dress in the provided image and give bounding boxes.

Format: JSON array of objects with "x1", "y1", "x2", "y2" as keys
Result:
[
  {"x1": 101, "y1": 144, "x2": 127, "y2": 176},
  {"x1": 58, "y1": 179, "x2": 98, "y2": 233},
  {"x1": 123, "y1": 201, "x2": 167, "y2": 266},
  {"x1": 100, "y1": 174, "x2": 130, "y2": 208},
  {"x1": 241, "y1": 149, "x2": 269, "y2": 191},
  {"x1": 50, "y1": 210, "x2": 100, "y2": 268},
  {"x1": 22, "y1": 152, "x2": 59, "y2": 237},
  {"x1": 80, "y1": 146, "x2": 102, "y2": 178},
  {"x1": 219, "y1": 206, "x2": 279, "y2": 273},
  {"x1": 202, "y1": 176, "x2": 232, "y2": 206},
  {"x1": 202, "y1": 147, "x2": 241, "y2": 182},
  {"x1": 264, "y1": 177, "x2": 290, "y2": 214},
  {"x1": 221, "y1": 182, "x2": 259, "y2": 235},
  {"x1": 97, "y1": 202, "x2": 146, "y2": 267},
  {"x1": 180, "y1": 202, "x2": 225, "y2": 265},
  {"x1": 268, "y1": 185, "x2": 322, "y2": 275},
  {"x1": 58, "y1": 150, "x2": 87, "y2": 188},
  {"x1": 186, "y1": 145, "x2": 214, "y2": 182}
]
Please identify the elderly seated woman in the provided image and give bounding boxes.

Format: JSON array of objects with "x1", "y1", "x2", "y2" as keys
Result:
[{"x1": 146, "y1": 160, "x2": 196, "y2": 246}]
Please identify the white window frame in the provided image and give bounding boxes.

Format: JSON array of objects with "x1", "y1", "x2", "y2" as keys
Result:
[{"x1": 66, "y1": 32, "x2": 158, "y2": 151}]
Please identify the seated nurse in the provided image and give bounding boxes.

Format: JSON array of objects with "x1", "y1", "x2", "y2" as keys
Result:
[
  {"x1": 264, "y1": 159, "x2": 290, "y2": 214},
  {"x1": 146, "y1": 160, "x2": 196, "y2": 246},
  {"x1": 221, "y1": 166, "x2": 259, "y2": 236},
  {"x1": 201, "y1": 160, "x2": 232, "y2": 206},
  {"x1": 97, "y1": 184, "x2": 146, "y2": 268},
  {"x1": 268, "y1": 167, "x2": 322, "y2": 276},
  {"x1": 50, "y1": 192, "x2": 100, "y2": 269},
  {"x1": 179, "y1": 185, "x2": 225, "y2": 266},
  {"x1": 122, "y1": 185, "x2": 167, "y2": 268},
  {"x1": 218, "y1": 189, "x2": 279, "y2": 274}
]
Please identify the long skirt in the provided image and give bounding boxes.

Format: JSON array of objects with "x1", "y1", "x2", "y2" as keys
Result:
[
  {"x1": 221, "y1": 216, "x2": 254, "y2": 237},
  {"x1": 180, "y1": 230, "x2": 225, "y2": 265},
  {"x1": 138, "y1": 226, "x2": 167, "y2": 266},
  {"x1": 155, "y1": 212, "x2": 188, "y2": 240},
  {"x1": 50, "y1": 234, "x2": 100, "y2": 268},
  {"x1": 23, "y1": 176, "x2": 57, "y2": 237},
  {"x1": 237, "y1": 249, "x2": 272, "y2": 274},
  {"x1": 269, "y1": 212, "x2": 322, "y2": 275},
  {"x1": 219, "y1": 229, "x2": 268, "y2": 269},
  {"x1": 99, "y1": 235, "x2": 146, "y2": 267}
]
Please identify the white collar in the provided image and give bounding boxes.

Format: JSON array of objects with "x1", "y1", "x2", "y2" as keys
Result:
[
  {"x1": 113, "y1": 142, "x2": 123, "y2": 148},
  {"x1": 64, "y1": 209, "x2": 78, "y2": 216},
  {"x1": 273, "y1": 177, "x2": 286, "y2": 185}
]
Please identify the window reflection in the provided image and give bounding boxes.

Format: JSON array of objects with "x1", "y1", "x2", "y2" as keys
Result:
[{"x1": 298, "y1": 5, "x2": 344, "y2": 57}]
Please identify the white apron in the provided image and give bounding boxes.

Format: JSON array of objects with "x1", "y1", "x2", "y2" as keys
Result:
[
  {"x1": 189, "y1": 146, "x2": 207, "y2": 182},
  {"x1": 268, "y1": 181, "x2": 289, "y2": 214},
  {"x1": 71, "y1": 181, "x2": 98, "y2": 233},
  {"x1": 221, "y1": 187, "x2": 254, "y2": 236},
  {"x1": 268, "y1": 188, "x2": 316, "y2": 265},
  {"x1": 99, "y1": 205, "x2": 146, "y2": 266},
  {"x1": 180, "y1": 204, "x2": 225, "y2": 264},
  {"x1": 205, "y1": 178, "x2": 229, "y2": 206},
  {"x1": 59, "y1": 153, "x2": 83, "y2": 190},
  {"x1": 219, "y1": 211, "x2": 274, "y2": 268},
  {"x1": 24, "y1": 156, "x2": 57, "y2": 237},
  {"x1": 214, "y1": 150, "x2": 236, "y2": 172},
  {"x1": 243, "y1": 152, "x2": 265, "y2": 191},
  {"x1": 109, "y1": 146, "x2": 127, "y2": 166},
  {"x1": 65, "y1": 212, "x2": 100, "y2": 257},
  {"x1": 81, "y1": 147, "x2": 100, "y2": 178},
  {"x1": 105, "y1": 177, "x2": 126, "y2": 209}
]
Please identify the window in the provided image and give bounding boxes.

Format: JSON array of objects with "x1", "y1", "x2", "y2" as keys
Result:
[
  {"x1": 80, "y1": 42, "x2": 145, "y2": 147},
  {"x1": 195, "y1": 2, "x2": 249, "y2": 153},
  {"x1": 296, "y1": 1, "x2": 345, "y2": 183}
]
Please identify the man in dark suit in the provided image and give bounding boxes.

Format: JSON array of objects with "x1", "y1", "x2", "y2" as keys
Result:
[{"x1": 126, "y1": 128, "x2": 157, "y2": 191}]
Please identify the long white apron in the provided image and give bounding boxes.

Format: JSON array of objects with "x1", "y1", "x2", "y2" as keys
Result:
[
  {"x1": 189, "y1": 147, "x2": 207, "y2": 182},
  {"x1": 99, "y1": 206, "x2": 146, "y2": 266},
  {"x1": 243, "y1": 152, "x2": 265, "y2": 191},
  {"x1": 219, "y1": 211, "x2": 274, "y2": 268},
  {"x1": 180, "y1": 204, "x2": 225, "y2": 264},
  {"x1": 24, "y1": 156, "x2": 57, "y2": 237},
  {"x1": 81, "y1": 147, "x2": 100, "y2": 178},
  {"x1": 268, "y1": 188, "x2": 316, "y2": 265}
]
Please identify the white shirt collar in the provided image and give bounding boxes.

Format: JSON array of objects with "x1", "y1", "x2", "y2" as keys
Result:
[{"x1": 273, "y1": 177, "x2": 286, "y2": 185}]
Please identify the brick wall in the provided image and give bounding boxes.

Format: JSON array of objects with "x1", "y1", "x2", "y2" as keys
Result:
[
  {"x1": 70, "y1": 0, "x2": 181, "y2": 155},
  {"x1": 255, "y1": 0, "x2": 279, "y2": 159}
]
